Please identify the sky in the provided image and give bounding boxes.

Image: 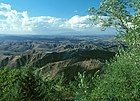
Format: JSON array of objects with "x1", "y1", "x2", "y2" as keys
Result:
[{"x1": 0, "y1": 0, "x2": 116, "y2": 35}]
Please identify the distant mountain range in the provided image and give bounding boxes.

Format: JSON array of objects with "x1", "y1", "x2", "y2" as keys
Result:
[
  {"x1": 0, "y1": 35, "x2": 124, "y2": 81},
  {"x1": 0, "y1": 34, "x2": 114, "y2": 41}
]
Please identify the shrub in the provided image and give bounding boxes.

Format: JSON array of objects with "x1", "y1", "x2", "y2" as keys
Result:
[{"x1": 92, "y1": 49, "x2": 140, "y2": 100}]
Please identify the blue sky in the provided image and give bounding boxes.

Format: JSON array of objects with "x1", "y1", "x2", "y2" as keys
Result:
[
  {"x1": 0, "y1": 0, "x2": 115, "y2": 35},
  {"x1": 1, "y1": 0, "x2": 102, "y2": 18}
]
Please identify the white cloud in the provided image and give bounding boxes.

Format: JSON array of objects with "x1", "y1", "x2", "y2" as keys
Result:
[
  {"x1": 0, "y1": 3, "x2": 32, "y2": 34},
  {"x1": 0, "y1": 3, "x2": 11, "y2": 12},
  {"x1": 0, "y1": 3, "x2": 115, "y2": 35},
  {"x1": 65, "y1": 15, "x2": 90, "y2": 30}
]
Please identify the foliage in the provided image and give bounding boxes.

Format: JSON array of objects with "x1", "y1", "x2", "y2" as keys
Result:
[
  {"x1": 17, "y1": 68, "x2": 45, "y2": 101},
  {"x1": 69, "y1": 72, "x2": 94, "y2": 101},
  {"x1": 0, "y1": 67, "x2": 73, "y2": 101},
  {"x1": 92, "y1": 49, "x2": 140, "y2": 100},
  {"x1": 0, "y1": 68, "x2": 20, "y2": 100},
  {"x1": 88, "y1": 0, "x2": 140, "y2": 100},
  {"x1": 88, "y1": 0, "x2": 140, "y2": 45}
]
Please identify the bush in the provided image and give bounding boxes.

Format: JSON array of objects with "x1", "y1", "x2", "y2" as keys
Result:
[
  {"x1": 92, "y1": 49, "x2": 140, "y2": 100},
  {"x1": 0, "y1": 68, "x2": 20, "y2": 100},
  {"x1": 0, "y1": 67, "x2": 72, "y2": 101}
]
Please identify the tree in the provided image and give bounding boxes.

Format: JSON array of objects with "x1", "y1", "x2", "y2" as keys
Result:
[
  {"x1": 17, "y1": 68, "x2": 45, "y2": 101},
  {"x1": 88, "y1": 0, "x2": 140, "y2": 100},
  {"x1": 88, "y1": 0, "x2": 140, "y2": 45}
]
